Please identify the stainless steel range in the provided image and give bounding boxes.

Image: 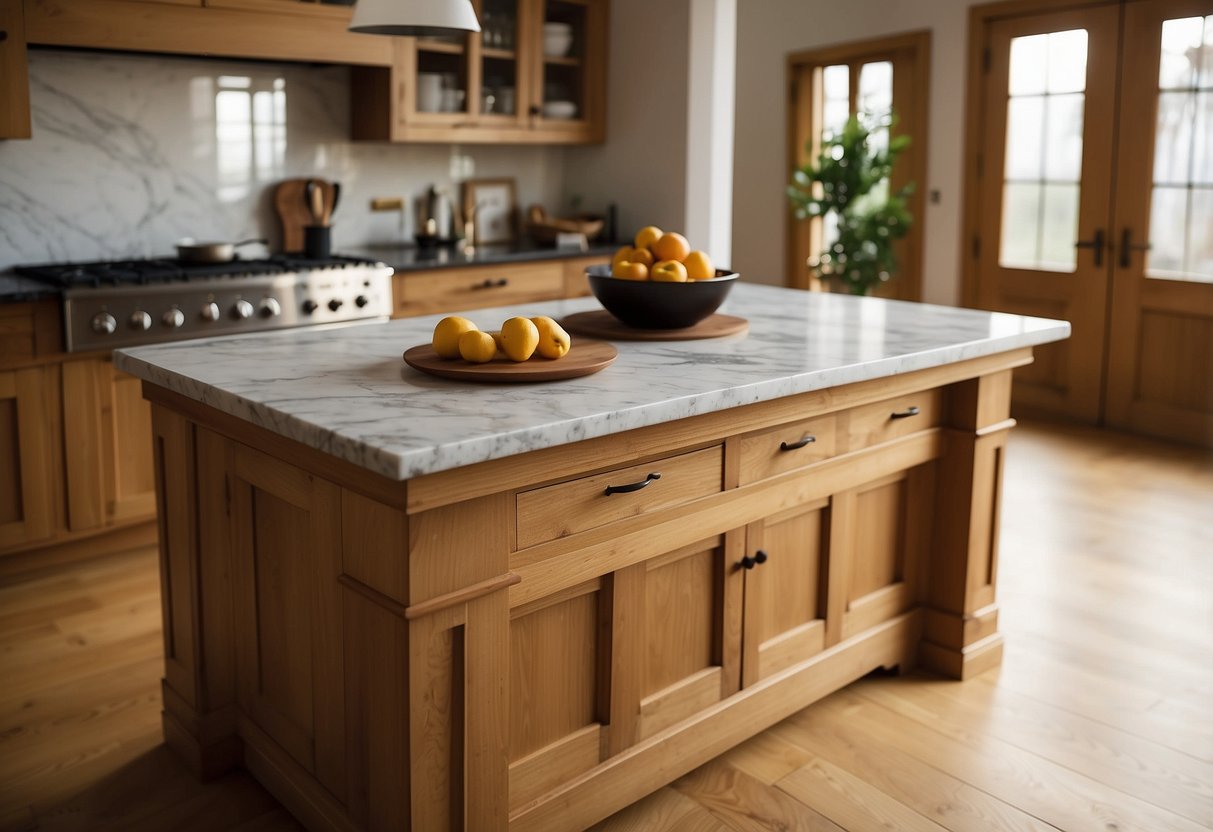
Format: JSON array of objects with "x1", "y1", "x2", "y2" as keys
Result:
[{"x1": 14, "y1": 255, "x2": 394, "y2": 352}]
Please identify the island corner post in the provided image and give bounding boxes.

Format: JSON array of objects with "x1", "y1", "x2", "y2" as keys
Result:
[{"x1": 139, "y1": 346, "x2": 1030, "y2": 831}]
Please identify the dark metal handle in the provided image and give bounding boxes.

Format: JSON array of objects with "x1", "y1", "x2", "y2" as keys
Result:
[
  {"x1": 1119, "y1": 228, "x2": 1151, "y2": 268},
  {"x1": 473, "y1": 278, "x2": 509, "y2": 289},
  {"x1": 604, "y1": 472, "x2": 661, "y2": 496},
  {"x1": 0, "y1": 31, "x2": 8, "y2": 43},
  {"x1": 1075, "y1": 228, "x2": 1105, "y2": 267},
  {"x1": 739, "y1": 549, "x2": 769, "y2": 570},
  {"x1": 890, "y1": 406, "x2": 920, "y2": 419},
  {"x1": 780, "y1": 435, "x2": 817, "y2": 451},
  {"x1": 529, "y1": 105, "x2": 542, "y2": 116}
]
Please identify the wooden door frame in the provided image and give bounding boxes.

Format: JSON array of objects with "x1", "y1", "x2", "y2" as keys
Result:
[
  {"x1": 785, "y1": 30, "x2": 931, "y2": 300},
  {"x1": 959, "y1": 0, "x2": 1120, "y2": 309}
]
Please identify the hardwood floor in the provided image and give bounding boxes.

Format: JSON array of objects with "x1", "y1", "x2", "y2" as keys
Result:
[{"x1": 1, "y1": 420, "x2": 1210, "y2": 831}]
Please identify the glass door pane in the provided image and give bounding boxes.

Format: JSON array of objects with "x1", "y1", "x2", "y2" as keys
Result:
[
  {"x1": 415, "y1": 30, "x2": 470, "y2": 115},
  {"x1": 1147, "y1": 14, "x2": 1213, "y2": 282},
  {"x1": 997, "y1": 29, "x2": 1088, "y2": 272},
  {"x1": 540, "y1": 0, "x2": 587, "y2": 121},
  {"x1": 480, "y1": 0, "x2": 521, "y2": 117}
]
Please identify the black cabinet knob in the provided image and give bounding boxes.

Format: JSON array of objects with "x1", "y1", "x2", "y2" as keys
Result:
[{"x1": 755, "y1": 549, "x2": 768, "y2": 564}]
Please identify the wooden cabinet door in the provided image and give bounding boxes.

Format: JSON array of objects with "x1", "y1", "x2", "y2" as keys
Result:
[
  {"x1": 62, "y1": 359, "x2": 156, "y2": 532},
  {"x1": 0, "y1": 367, "x2": 57, "y2": 549},
  {"x1": 528, "y1": 0, "x2": 607, "y2": 141},
  {"x1": 741, "y1": 501, "x2": 829, "y2": 686},
  {"x1": 228, "y1": 443, "x2": 345, "y2": 799},
  {"x1": 0, "y1": 0, "x2": 32, "y2": 139}
]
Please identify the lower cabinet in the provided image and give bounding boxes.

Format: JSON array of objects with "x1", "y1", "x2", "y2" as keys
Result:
[{"x1": 0, "y1": 366, "x2": 58, "y2": 548}]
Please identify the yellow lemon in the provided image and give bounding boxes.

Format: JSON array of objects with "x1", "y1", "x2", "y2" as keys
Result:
[
  {"x1": 458, "y1": 330, "x2": 497, "y2": 364},
  {"x1": 530, "y1": 316, "x2": 572, "y2": 359},
  {"x1": 500, "y1": 317, "x2": 540, "y2": 362},
  {"x1": 634, "y1": 225, "x2": 663, "y2": 251},
  {"x1": 684, "y1": 250, "x2": 715, "y2": 280},
  {"x1": 432, "y1": 316, "x2": 478, "y2": 359}
]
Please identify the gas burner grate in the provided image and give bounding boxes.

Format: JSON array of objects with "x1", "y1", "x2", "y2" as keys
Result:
[{"x1": 14, "y1": 254, "x2": 382, "y2": 289}]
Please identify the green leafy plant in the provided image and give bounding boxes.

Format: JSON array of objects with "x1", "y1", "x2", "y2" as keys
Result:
[{"x1": 787, "y1": 114, "x2": 914, "y2": 296}]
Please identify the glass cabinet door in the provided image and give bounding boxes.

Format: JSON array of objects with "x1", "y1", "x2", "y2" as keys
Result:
[
  {"x1": 478, "y1": 0, "x2": 524, "y2": 121},
  {"x1": 412, "y1": 28, "x2": 471, "y2": 118},
  {"x1": 534, "y1": 0, "x2": 600, "y2": 127}
]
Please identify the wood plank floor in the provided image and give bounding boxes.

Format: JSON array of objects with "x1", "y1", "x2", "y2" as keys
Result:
[{"x1": 1, "y1": 420, "x2": 1211, "y2": 831}]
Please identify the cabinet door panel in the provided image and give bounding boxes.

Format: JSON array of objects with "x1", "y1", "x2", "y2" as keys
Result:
[
  {"x1": 106, "y1": 367, "x2": 156, "y2": 521},
  {"x1": 0, "y1": 368, "x2": 56, "y2": 549},
  {"x1": 742, "y1": 500, "x2": 829, "y2": 685},
  {"x1": 230, "y1": 446, "x2": 345, "y2": 796}
]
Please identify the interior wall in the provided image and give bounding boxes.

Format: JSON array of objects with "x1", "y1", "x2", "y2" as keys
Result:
[
  {"x1": 732, "y1": 0, "x2": 975, "y2": 304},
  {"x1": 561, "y1": 0, "x2": 692, "y2": 246},
  {"x1": 0, "y1": 49, "x2": 565, "y2": 270}
]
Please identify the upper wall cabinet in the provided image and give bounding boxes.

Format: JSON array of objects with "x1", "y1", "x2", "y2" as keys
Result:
[
  {"x1": 350, "y1": 0, "x2": 607, "y2": 144},
  {"x1": 0, "y1": 0, "x2": 32, "y2": 139},
  {"x1": 21, "y1": 0, "x2": 394, "y2": 66}
]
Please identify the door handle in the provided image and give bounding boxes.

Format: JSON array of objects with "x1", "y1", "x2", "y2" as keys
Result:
[
  {"x1": 1075, "y1": 229, "x2": 1106, "y2": 267},
  {"x1": 1119, "y1": 229, "x2": 1151, "y2": 268}
]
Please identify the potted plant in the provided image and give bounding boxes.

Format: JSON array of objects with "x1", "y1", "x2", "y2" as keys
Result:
[{"x1": 787, "y1": 114, "x2": 914, "y2": 296}]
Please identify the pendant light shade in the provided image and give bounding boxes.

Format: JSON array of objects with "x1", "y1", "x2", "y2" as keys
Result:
[{"x1": 350, "y1": 0, "x2": 481, "y2": 36}]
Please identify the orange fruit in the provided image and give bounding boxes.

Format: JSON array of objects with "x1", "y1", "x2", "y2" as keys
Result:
[
  {"x1": 651, "y1": 232, "x2": 691, "y2": 263},
  {"x1": 613, "y1": 260, "x2": 649, "y2": 281},
  {"x1": 683, "y1": 250, "x2": 714, "y2": 280},
  {"x1": 611, "y1": 245, "x2": 632, "y2": 266},
  {"x1": 634, "y1": 226, "x2": 663, "y2": 250},
  {"x1": 650, "y1": 260, "x2": 688, "y2": 282}
]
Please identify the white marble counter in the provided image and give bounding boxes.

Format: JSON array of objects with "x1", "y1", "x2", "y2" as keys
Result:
[{"x1": 114, "y1": 284, "x2": 1070, "y2": 480}]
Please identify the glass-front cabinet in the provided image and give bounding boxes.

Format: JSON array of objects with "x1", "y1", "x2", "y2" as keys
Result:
[{"x1": 351, "y1": 0, "x2": 607, "y2": 144}]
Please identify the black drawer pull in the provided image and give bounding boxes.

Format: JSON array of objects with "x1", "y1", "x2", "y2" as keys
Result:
[
  {"x1": 780, "y1": 434, "x2": 817, "y2": 451},
  {"x1": 739, "y1": 549, "x2": 769, "y2": 570},
  {"x1": 604, "y1": 472, "x2": 660, "y2": 496},
  {"x1": 890, "y1": 406, "x2": 920, "y2": 420},
  {"x1": 473, "y1": 277, "x2": 509, "y2": 289},
  {"x1": 0, "y1": 31, "x2": 8, "y2": 43}
]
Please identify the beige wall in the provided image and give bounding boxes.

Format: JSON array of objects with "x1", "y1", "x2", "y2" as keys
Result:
[
  {"x1": 561, "y1": 0, "x2": 692, "y2": 244},
  {"x1": 731, "y1": 0, "x2": 975, "y2": 304}
]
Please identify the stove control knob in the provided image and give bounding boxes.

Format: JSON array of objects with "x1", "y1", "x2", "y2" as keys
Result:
[
  {"x1": 302, "y1": 300, "x2": 318, "y2": 315},
  {"x1": 130, "y1": 311, "x2": 152, "y2": 331},
  {"x1": 259, "y1": 297, "x2": 282, "y2": 318},
  {"x1": 355, "y1": 295, "x2": 369, "y2": 308},
  {"x1": 91, "y1": 312, "x2": 117, "y2": 335},
  {"x1": 328, "y1": 298, "x2": 344, "y2": 312},
  {"x1": 233, "y1": 299, "x2": 254, "y2": 320},
  {"x1": 200, "y1": 302, "x2": 220, "y2": 322},
  {"x1": 163, "y1": 308, "x2": 185, "y2": 329}
]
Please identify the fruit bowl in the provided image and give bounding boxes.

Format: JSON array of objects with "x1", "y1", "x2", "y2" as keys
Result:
[{"x1": 586, "y1": 265, "x2": 739, "y2": 329}]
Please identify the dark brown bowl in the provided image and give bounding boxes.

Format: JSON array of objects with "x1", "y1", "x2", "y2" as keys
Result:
[{"x1": 586, "y1": 265, "x2": 739, "y2": 329}]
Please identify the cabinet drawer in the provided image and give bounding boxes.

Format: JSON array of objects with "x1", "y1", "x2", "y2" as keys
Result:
[
  {"x1": 844, "y1": 388, "x2": 942, "y2": 451},
  {"x1": 516, "y1": 446, "x2": 724, "y2": 549},
  {"x1": 393, "y1": 262, "x2": 565, "y2": 317},
  {"x1": 737, "y1": 414, "x2": 836, "y2": 485}
]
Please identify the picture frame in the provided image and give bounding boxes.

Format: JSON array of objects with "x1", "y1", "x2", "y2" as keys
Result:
[{"x1": 462, "y1": 178, "x2": 517, "y2": 245}]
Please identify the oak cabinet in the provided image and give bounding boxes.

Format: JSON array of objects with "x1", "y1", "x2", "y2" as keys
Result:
[
  {"x1": 0, "y1": 0, "x2": 32, "y2": 139},
  {"x1": 0, "y1": 366, "x2": 57, "y2": 548},
  {"x1": 350, "y1": 0, "x2": 607, "y2": 144}
]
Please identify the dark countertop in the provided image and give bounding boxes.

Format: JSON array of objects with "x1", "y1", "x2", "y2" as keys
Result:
[
  {"x1": 0, "y1": 273, "x2": 61, "y2": 303},
  {"x1": 343, "y1": 241, "x2": 618, "y2": 273}
]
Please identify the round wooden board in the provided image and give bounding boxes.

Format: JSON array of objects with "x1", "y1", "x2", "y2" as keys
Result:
[
  {"x1": 403, "y1": 338, "x2": 618, "y2": 383},
  {"x1": 560, "y1": 310, "x2": 749, "y2": 341}
]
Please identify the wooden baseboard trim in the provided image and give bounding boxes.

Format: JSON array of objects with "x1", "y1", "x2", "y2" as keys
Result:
[
  {"x1": 510, "y1": 611, "x2": 922, "y2": 832},
  {"x1": 919, "y1": 631, "x2": 1004, "y2": 680},
  {"x1": 0, "y1": 520, "x2": 158, "y2": 583},
  {"x1": 162, "y1": 708, "x2": 242, "y2": 782}
]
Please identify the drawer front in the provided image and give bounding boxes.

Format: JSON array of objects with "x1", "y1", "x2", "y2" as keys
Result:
[
  {"x1": 516, "y1": 446, "x2": 724, "y2": 549},
  {"x1": 844, "y1": 388, "x2": 943, "y2": 451},
  {"x1": 393, "y1": 262, "x2": 565, "y2": 317},
  {"x1": 737, "y1": 414, "x2": 837, "y2": 485}
]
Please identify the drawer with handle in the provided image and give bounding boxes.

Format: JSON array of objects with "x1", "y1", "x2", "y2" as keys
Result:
[
  {"x1": 843, "y1": 388, "x2": 942, "y2": 452},
  {"x1": 392, "y1": 262, "x2": 565, "y2": 317},
  {"x1": 515, "y1": 446, "x2": 724, "y2": 549},
  {"x1": 737, "y1": 413, "x2": 836, "y2": 485}
]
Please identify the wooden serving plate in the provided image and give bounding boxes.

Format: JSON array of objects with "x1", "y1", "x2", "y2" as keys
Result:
[
  {"x1": 403, "y1": 338, "x2": 617, "y2": 382},
  {"x1": 560, "y1": 310, "x2": 749, "y2": 341}
]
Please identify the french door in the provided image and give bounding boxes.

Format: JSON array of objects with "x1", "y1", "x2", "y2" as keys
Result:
[{"x1": 970, "y1": 0, "x2": 1213, "y2": 445}]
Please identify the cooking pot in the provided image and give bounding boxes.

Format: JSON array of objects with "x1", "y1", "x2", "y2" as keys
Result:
[{"x1": 176, "y1": 238, "x2": 267, "y2": 264}]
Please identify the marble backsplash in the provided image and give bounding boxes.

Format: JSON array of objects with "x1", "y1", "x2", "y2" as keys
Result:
[{"x1": 0, "y1": 49, "x2": 567, "y2": 271}]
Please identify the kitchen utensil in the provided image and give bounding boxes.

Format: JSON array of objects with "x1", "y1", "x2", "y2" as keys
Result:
[
  {"x1": 560, "y1": 310, "x2": 748, "y2": 341},
  {"x1": 403, "y1": 338, "x2": 617, "y2": 383},
  {"x1": 542, "y1": 100, "x2": 577, "y2": 119},
  {"x1": 274, "y1": 179, "x2": 337, "y2": 253},
  {"x1": 497, "y1": 87, "x2": 516, "y2": 114},
  {"x1": 304, "y1": 226, "x2": 332, "y2": 259},
  {"x1": 175, "y1": 238, "x2": 267, "y2": 264},
  {"x1": 329, "y1": 183, "x2": 342, "y2": 224},
  {"x1": 305, "y1": 179, "x2": 325, "y2": 224},
  {"x1": 585, "y1": 265, "x2": 739, "y2": 329}
]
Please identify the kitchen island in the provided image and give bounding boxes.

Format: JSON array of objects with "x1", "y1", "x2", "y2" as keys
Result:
[{"x1": 115, "y1": 284, "x2": 1069, "y2": 831}]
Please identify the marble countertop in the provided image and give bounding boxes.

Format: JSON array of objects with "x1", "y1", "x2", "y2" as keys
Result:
[
  {"x1": 114, "y1": 284, "x2": 1071, "y2": 481},
  {"x1": 343, "y1": 241, "x2": 617, "y2": 273}
]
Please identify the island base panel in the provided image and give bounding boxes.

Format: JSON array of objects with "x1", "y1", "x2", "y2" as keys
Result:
[{"x1": 147, "y1": 358, "x2": 1023, "y2": 830}]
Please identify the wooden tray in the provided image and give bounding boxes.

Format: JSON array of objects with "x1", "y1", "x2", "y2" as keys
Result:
[
  {"x1": 560, "y1": 310, "x2": 749, "y2": 341},
  {"x1": 403, "y1": 338, "x2": 617, "y2": 382}
]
